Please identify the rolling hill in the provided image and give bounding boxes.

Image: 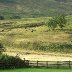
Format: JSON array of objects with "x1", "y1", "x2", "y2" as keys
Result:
[
  {"x1": 0, "y1": 0, "x2": 72, "y2": 18},
  {"x1": 0, "y1": 16, "x2": 72, "y2": 53}
]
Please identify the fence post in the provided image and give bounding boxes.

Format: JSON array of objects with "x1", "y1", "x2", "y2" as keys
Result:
[
  {"x1": 23, "y1": 58, "x2": 25, "y2": 62},
  {"x1": 46, "y1": 61, "x2": 48, "y2": 68},
  {"x1": 57, "y1": 61, "x2": 59, "y2": 69},
  {"x1": 69, "y1": 61, "x2": 71, "y2": 69},
  {"x1": 37, "y1": 60, "x2": 38, "y2": 67}
]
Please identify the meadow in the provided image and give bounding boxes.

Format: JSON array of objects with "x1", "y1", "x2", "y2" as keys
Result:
[
  {"x1": 0, "y1": 68, "x2": 72, "y2": 72},
  {"x1": 0, "y1": 0, "x2": 72, "y2": 71},
  {"x1": 0, "y1": 15, "x2": 72, "y2": 72},
  {"x1": 0, "y1": 16, "x2": 72, "y2": 54}
]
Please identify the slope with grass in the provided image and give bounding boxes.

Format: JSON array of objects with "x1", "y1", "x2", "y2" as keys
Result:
[
  {"x1": 0, "y1": 16, "x2": 72, "y2": 61},
  {"x1": 0, "y1": 16, "x2": 72, "y2": 52},
  {"x1": 0, "y1": 0, "x2": 72, "y2": 18}
]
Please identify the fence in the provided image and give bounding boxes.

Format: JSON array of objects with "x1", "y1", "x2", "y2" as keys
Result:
[
  {"x1": 28, "y1": 60, "x2": 72, "y2": 69},
  {"x1": 0, "y1": 60, "x2": 72, "y2": 69}
]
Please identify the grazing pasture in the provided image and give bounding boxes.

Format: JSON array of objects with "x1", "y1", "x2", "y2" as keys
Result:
[
  {"x1": 0, "y1": 16, "x2": 72, "y2": 53},
  {"x1": 0, "y1": 15, "x2": 72, "y2": 72},
  {"x1": 0, "y1": 68, "x2": 72, "y2": 72}
]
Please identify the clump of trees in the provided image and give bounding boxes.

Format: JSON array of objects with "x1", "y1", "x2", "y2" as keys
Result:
[
  {"x1": 0, "y1": 55, "x2": 29, "y2": 69},
  {"x1": 47, "y1": 14, "x2": 67, "y2": 30}
]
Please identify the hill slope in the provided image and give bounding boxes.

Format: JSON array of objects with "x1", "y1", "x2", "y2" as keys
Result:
[
  {"x1": 0, "y1": 16, "x2": 72, "y2": 53},
  {"x1": 0, "y1": 0, "x2": 72, "y2": 18}
]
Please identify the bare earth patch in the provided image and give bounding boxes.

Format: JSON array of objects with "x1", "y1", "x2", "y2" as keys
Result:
[{"x1": 4, "y1": 51, "x2": 72, "y2": 61}]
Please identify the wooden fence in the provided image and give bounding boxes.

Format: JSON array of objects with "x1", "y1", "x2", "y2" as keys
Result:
[
  {"x1": 28, "y1": 60, "x2": 72, "y2": 69},
  {"x1": 0, "y1": 60, "x2": 72, "y2": 69}
]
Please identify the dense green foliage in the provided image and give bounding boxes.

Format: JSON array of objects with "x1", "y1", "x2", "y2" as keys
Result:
[
  {"x1": 47, "y1": 14, "x2": 67, "y2": 29},
  {"x1": 0, "y1": 0, "x2": 72, "y2": 18},
  {"x1": 0, "y1": 54, "x2": 29, "y2": 69},
  {"x1": 0, "y1": 16, "x2": 5, "y2": 20}
]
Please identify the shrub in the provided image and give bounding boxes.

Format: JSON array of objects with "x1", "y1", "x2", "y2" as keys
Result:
[
  {"x1": 0, "y1": 16, "x2": 4, "y2": 20},
  {"x1": 0, "y1": 54, "x2": 29, "y2": 69},
  {"x1": 47, "y1": 14, "x2": 67, "y2": 30}
]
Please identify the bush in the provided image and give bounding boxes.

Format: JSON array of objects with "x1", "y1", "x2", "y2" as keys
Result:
[
  {"x1": 0, "y1": 54, "x2": 29, "y2": 69},
  {"x1": 47, "y1": 14, "x2": 67, "y2": 30},
  {"x1": 0, "y1": 16, "x2": 4, "y2": 20}
]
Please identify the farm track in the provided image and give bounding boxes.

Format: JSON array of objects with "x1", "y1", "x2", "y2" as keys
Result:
[{"x1": 5, "y1": 51, "x2": 72, "y2": 61}]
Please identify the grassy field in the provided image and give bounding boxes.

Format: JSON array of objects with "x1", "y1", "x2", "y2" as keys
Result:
[
  {"x1": 0, "y1": 16, "x2": 72, "y2": 54},
  {"x1": 0, "y1": 68, "x2": 72, "y2": 72},
  {"x1": 0, "y1": 16, "x2": 72, "y2": 72}
]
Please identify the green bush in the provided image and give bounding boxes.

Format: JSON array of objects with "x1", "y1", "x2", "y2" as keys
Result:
[
  {"x1": 0, "y1": 54, "x2": 29, "y2": 69},
  {"x1": 47, "y1": 14, "x2": 67, "y2": 30},
  {"x1": 0, "y1": 16, "x2": 4, "y2": 20}
]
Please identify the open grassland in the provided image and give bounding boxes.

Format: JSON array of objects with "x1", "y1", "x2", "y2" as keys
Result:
[
  {"x1": 0, "y1": 68, "x2": 72, "y2": 72},
  {"x1": 0, "y1": 16, "x2": 72, "y2": 55}
]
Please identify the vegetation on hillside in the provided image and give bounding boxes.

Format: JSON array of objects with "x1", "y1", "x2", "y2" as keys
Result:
[
  {"x1": 47, "y1": 14, "x2": 67, "y2": 30},
  {"x1": 0, "y1": 16, "x2": 72, "y2": 53},
  {"x1": 0, "y1": 0, "x2": 72, "y2": 70},
  {"x1": 0, "y1": 0, "x2": 72, "y2": 18},
  {"x1": 0, "y1": 54, "x2": 29, "y2": 69}
]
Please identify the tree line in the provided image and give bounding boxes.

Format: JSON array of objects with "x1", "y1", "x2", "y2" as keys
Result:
[{"x1": 0, "y1": 15, "x2": 21, "y2": 20}]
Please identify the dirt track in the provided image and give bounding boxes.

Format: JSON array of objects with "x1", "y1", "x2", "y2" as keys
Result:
[{"x1": 5, "y1": 51, "x2": 72, "y2": 61}]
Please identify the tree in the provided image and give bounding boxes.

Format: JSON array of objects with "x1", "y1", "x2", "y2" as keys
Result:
[
  {"x1": 0, "y1": 16, "x2": 4, "y2": 20},
  {"x1": 57, "y1": 14, "x2": 67, "y2": 28},
  {"x1": 47, "y1": 17, "x2": 57, "y2": 30},
  {"x1": 47, "y1": 14, "x2": 67, "y2": 30}
]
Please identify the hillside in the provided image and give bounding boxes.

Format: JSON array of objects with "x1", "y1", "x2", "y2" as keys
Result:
[
  {"x1": 0, "y1": 0, "x2": 72, "y2": 18},
  {"x1": 0, "y1": 16, "x2": 72, "y2": 61},
  {"x1": 0, "y1": 16, "x2": 72, "y2": 53}
]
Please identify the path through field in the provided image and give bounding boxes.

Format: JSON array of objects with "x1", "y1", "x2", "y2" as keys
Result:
[{"x1": 4, "y1": 50, "x2": 72, "y2": 61}]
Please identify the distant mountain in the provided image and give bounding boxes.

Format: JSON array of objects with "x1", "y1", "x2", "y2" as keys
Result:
[{"x1": 0, "y1": 0, "x2": 72, "y2": 18}]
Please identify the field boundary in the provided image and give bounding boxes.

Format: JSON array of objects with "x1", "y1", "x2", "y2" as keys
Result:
[
  {"x1": 1, "y1": 59, "x2": 72, "y2": 69},
  {"x1": 28, "y1": 60, "x2": 72, "y2": 69}
]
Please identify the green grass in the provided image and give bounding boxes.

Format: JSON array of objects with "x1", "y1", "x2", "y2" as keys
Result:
[{"x1": 0, "y1": 68, "x2": 72, "y2": 72}]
